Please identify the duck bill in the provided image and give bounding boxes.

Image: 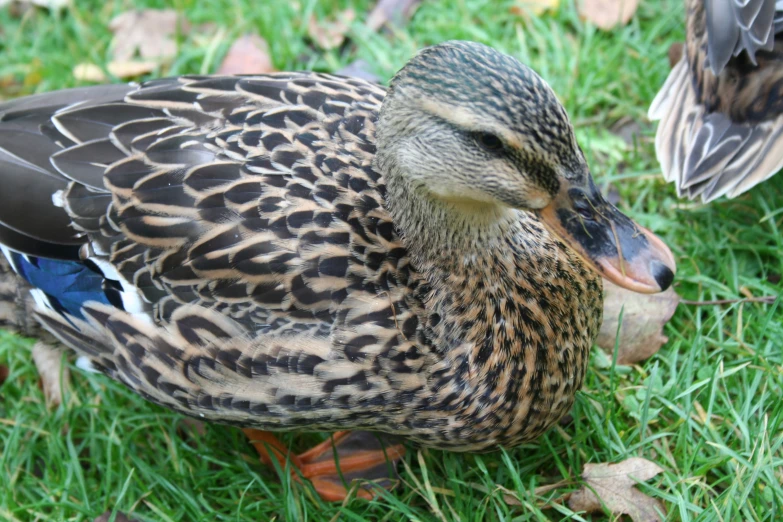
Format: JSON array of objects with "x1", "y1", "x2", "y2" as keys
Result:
[{"x1": 537, "y1": 181, "x2": 676, "y2": 294}]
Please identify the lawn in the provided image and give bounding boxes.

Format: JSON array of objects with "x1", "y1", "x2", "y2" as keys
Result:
[{"x1": 1, "y1": 0, "x2": 782, "y2": 520}]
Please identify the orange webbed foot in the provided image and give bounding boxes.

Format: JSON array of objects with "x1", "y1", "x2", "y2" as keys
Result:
[{"x1": 243, "y1": 429, "x2": 405, "y2": 501}]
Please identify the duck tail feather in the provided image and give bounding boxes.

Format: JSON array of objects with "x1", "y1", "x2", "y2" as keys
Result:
[
  {"x1": 706, "y1": 117, "x2": 783, "y2": 201},
  {"x1": 650, "y1": 59, "x2": 699, "y2": 185}
]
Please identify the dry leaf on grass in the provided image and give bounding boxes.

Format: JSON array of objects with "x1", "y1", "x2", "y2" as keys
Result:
[
  {"x1": 308, "y1": 9, "x2": 355, "y2": 50},
  {"x1": 107, "y1": 61, "x2": 161, "y2": 79},
  {"x1": 217, "y1": 34, "x2": 274, "y2": 75},
  {"x1": 366, "y1": 0, "x2": 421, "y2": 31},
  {"x1": 73, "y1": 9, "x2": 190, "y2": 81},
  {"x1": 109, "y1": 9, "x2": 187, "y2": 62},
  {"x1": 668, "y1": 42, "x2": 684, "y2": 68},
  {"x1": 31, "y1": 341, "x2": 69, "y2": 407},
  {"x1": 610, "y1": 117, "x2": 643, "y2": 147},
  {"x1": 510, "y1": 0, "x2": 560, "y2": 18},
  {"x1": 0, "y1": 364, "x2": 8, "y2": 386},
  {"x1": 597, "y1": 279, "x2": 679, "y2": 365},
  {"x1": 72, "y1": 63, "x2": 107, "y2": 83},
  {"x1": 177, "y1": 418, "x2": 207, "y2": 440},
  {"x1": 93, "y1": 511, "x2": 139, "y2": 522},
  {"x1": 577, "y1": 0, "x2": 639, "y2": 30},
  {"x1": 569, "y1": 457, "x2": 666, "y2": 521}
]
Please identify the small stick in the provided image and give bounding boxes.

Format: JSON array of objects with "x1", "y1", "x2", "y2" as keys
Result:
[{"x1": 680, "y1": 296, "x2": 778, "y2": 306}]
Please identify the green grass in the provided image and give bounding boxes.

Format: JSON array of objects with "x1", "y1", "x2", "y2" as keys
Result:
[{"x1": 1, "y1": 0, "x2": 782, "y2": 520}]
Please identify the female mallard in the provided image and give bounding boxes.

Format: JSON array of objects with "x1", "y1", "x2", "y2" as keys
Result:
[
  {"x1": 649, "y1": 0, "x2": 783, "y2": 202},
  {"x1": 0, "y1": 41, "x2": 675, "y2": 500}
]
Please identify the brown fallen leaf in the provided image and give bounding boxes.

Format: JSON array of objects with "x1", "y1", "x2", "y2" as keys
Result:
[
  {"x1": 109, "y1": 9, "x2": 188, "y2": 62},
  {"x1": 366, "y1": 0, "x2": 421, "y2": 32},
  {"x1": 610, "y1": 116, "x2": 643, "y2": 147},
  {"x1": 31, "y1": 341, "x2": 69, "y2": 408},
  {"x1": 72, "y1": 63, "x2": 107, "y2": 83},
  {"x1": 0, "y1": 364, "x2": 8, "y2": 386},
  {"x1": 668, "y1": 42, "x2": 684, "y2": 68},
  {"x1": 577, "y1": 0, "x2": 639, "y2": 30},
  {"x1": 510, "y1": 0, "x2": 560, "y2": 18},
  {"x1": 569, "y1": 457, "x2": 666, "y2": 521},
  {"x1": 597, "y1": 279, "x2": 679, "y2": 365},
  {"x1": 93, "y1": 511, "x2": 139, "y2": 522},
  {"x1": 308, "y1": 8, "x2": 355, "y2": 50},
  {"x1": 73, "y1": 9, "x2": 190, "y2": 82},
  {"x1": 217, "y1": 34, "x2": 274, "y2": 75},
  {"x1": 177, "y1": 417, "x2": 207, "y2": 439},
  {"x1": 92, "y1": 9, "x2": 190, "y2": 80}
]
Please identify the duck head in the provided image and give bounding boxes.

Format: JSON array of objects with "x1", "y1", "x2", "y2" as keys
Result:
[{"x1": 375, "y1": 40, "x2": 675, "y2": 293}]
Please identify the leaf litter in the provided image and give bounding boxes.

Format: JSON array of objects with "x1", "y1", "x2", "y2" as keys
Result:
[
  {"x1": 366, "y1": 0, "x2": 422, "y2": 31},
  {"x1": 569, "y1": 457, "x2": 666, "y2": 521},
  {"x1": 217, "y1": 34, "x2": 274, "y2": 75},
  {"x1": 598, "y1": 279, "x2": 679, "y2": 365},
  {"x1": 337, "y1": 0, "x2": 424, "y2": 81},
  {"x1": 510, "y1": 0, "x2": 560, "y2": 18},
  {"x1": 31, "y1": 341, "x2": 69, "y2": 408},
  {"x1": 577, "y1": 0, "x2": 640, "y2": 30},
  {"x1": 308, "y1": 8, "x2": 356, "y2": 50},
  {"x1": 74, "y1": 9, "x2": 189, "y2": 81}
]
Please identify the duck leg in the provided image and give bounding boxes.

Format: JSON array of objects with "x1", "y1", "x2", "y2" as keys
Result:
[{"x1": 243, "y1": 429, "x2": 405, "y2": 501}]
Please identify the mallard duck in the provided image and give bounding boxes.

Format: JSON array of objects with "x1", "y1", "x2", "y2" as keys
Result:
[
  {"x1": 0, "y1": 41, "x2": 675, "y2": 501},
  {"x1": 649, "y1": 0, "x2": 783, "y2": 202}
]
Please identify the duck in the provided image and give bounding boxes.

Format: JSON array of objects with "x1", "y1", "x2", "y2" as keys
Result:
[
  {"x1": 648, "y1": 0, "x2": 783, "y2": 203},
  {"x1": 0, "y1": 40, "x2": 675, "y2": 501}
]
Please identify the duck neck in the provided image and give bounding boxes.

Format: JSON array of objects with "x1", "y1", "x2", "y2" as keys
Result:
[{"x1": 383, "y1": 171, "x2": 517, "y2": 269}]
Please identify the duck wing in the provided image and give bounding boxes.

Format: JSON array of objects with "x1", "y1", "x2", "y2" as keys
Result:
[
  {"x1": 0, "y1": 75, "x2": 424, "y2": 428},
  {"x1": 649, "y1": 0, "x2": 783, "y2": 202}
]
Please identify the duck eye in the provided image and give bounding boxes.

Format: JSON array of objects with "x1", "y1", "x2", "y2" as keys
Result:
[{"x1": 476, "y1": 132, "x2": 503, "y2": 151}]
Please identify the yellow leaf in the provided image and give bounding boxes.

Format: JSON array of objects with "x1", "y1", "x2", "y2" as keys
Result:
[
  {"x1": 510, "y1": 0, "x2": 560, "y2": 18},
  {"x1": 73, "y1": 63, "x2": 107, "y2": 83},
  {"x1": 107, "y1": 60, "x2": 158, "y2": 79}
]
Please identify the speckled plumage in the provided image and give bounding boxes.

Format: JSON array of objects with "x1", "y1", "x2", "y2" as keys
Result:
[
  {"x1": 0, "y1": 41, "x2": 673, "y2": 455},
  {"x1": 649, "y1": 0, "x2": 783, "y2": 202}
]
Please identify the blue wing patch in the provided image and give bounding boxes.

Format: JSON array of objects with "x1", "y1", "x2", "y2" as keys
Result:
[{"x1": 4, "y1": 250, "x2": 115, "y2": 319}]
